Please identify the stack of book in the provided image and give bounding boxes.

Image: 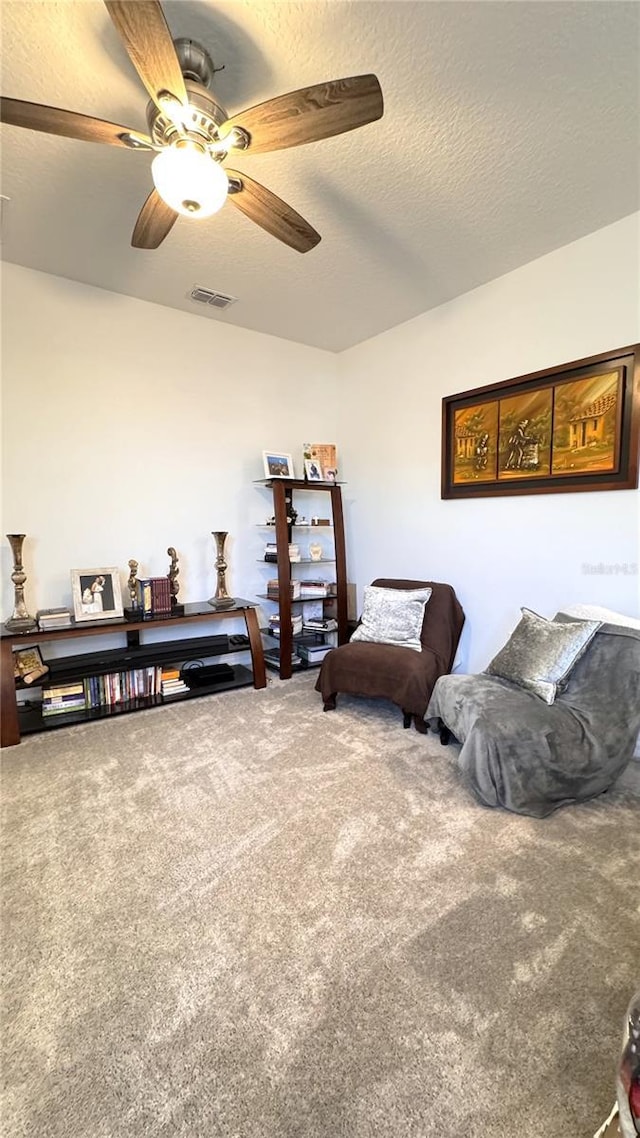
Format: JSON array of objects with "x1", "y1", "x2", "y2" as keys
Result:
[
  {"x1": 297, "y1": 642, "x2": 333, "y2": 666},
  {"x1": 42, "y1": 681, "x2": 86, "y2": 716},
  {"x1": 37, "y1": 607, "x2": 72, "y2": 631},
  {"x1": 160, "y1": 667, "x2": 190, "y2": 697},
  {"x1": 268, "y1": 612, "x2": 303, "y2": 637},
  {"x1": 267, "y1": 578, "x2": 301, "y2": 600},
  {"x1": 303, "y1": 617, "x2": 338, "y2": 634},
  {"x1": 299, "y1": 580, "x2": 331, "y2": 599},
  {"x1": 264, "y1": 647, "x2": 301, "y2": 671},
  {"x1": 138, "y1": 577, "x2": 172, "y2": 618},
  {"x1": 263, "y1": 543, "x2": 301, "y2": 563}
]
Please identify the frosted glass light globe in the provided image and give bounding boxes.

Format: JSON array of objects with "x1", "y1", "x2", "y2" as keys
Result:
[{"x1": 152, "y1": 143, "x2": 228, "y2": 218}]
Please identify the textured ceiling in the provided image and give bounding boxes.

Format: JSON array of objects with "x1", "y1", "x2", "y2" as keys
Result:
[{"x1": 1, "y1": 1, "x2": 639, "y2": 352}]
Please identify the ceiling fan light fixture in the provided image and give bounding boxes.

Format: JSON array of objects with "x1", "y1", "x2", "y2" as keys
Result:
[{"x1": 151, "y1": 141, "x2": 228, "y2": 218}]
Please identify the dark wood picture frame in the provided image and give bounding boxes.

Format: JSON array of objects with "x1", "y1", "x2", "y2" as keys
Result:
[{"x1": 441, "y1": 344, "x2": 640, "y2": 498}]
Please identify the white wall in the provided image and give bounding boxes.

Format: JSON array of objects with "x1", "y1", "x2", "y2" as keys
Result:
[
  {"x1": 338, "y1": 213, "x2": 640, "y2": 671},
  {"x1": 3, "y1": 216, "x2": 639, "y2": 674},
  {"x1": 0, "y1": 264, "x2": 338, "y2": 647}
]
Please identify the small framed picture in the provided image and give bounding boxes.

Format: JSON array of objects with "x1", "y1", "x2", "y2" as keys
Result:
[
  {"x1": 71, "y1": 568, "x2": 124, "y2": 623},
  {"x1": 263, "y1": 451, "x2": 295, "y2": 479},
  {"x1": 13, "y1": 645, "x2": 49, "y2": 683},
  {"x1": 304, "y1": 458, "x2": 323, "y2": 481},
  {"x1": 324, "y1": 468, "x2": 337, "y2": 482}
]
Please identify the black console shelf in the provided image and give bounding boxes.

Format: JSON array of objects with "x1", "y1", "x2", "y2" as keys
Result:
[
  {"x1": 44, "y1": 634, "x2": 232, "y2": 683},
  {"x1": 2, "y1": 601, "x2": 266, "y2": 747}
]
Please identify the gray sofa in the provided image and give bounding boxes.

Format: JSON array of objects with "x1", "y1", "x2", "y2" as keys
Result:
[{"x1": 426, "y1": 615, "x2": 640, "y2": 817}]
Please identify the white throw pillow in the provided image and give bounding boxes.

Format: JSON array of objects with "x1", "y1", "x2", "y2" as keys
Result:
[
  {"x1": 350, "y1": 585, "x2": 432, "y2": 653},
  {"x1": 558, "y1": 604, "x2": 640, "y2": 631}
]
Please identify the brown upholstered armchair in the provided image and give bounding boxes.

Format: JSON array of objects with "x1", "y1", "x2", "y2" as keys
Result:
[{"x1": 315, "y1": 578, "x2": 465, "y2": 732}]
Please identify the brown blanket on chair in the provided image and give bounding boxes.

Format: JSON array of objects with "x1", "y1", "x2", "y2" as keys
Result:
[{"x1": 315, "y1": 579, "x2": 465, "y2": 719}]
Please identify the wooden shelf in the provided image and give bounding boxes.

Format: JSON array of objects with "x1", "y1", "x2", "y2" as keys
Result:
[
  {"x1": 2, "y1": 602, "x2": 266, "y2": 747},
  {"x1": 255, "y1": 480, "x2": 348, "y2": 680}
]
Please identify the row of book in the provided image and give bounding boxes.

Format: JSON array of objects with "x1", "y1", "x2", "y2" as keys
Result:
[
  {"x1": 137, "y1": 576, "x2": 172, "y2": 617},
  {"x1": 41, "y1": 665, "x2": 185, "y2": 715},
  {"x1": 265, "y1": 579, "x2": 334, "y2": 601},
  {"x1": 267, "y1": 578, "x2": 301, "y2": 600}
]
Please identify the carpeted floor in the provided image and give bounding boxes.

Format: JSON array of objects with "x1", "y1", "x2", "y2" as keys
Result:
[{"x1": 1, "y1": 673, "x2": 638, "y2": 1138}]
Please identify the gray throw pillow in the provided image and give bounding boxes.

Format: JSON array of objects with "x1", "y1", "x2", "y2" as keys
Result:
[
  {"x1": 350, "y1": 585, "x2": 432, "y2": 653},
  {"x1": 485, "y1": 607, "x2": 602, "y2": 704}
]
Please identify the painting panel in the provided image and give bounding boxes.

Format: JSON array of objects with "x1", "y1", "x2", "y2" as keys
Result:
[
  {"x1": 497, "y1": 388, "x2": 553, "y2": 479},
  {"x1": 551, "y1": 370, "x2": 621, "y2": 475},
  {"x1": 452, "y1": 401, "x2": 499, "y2": 484}
]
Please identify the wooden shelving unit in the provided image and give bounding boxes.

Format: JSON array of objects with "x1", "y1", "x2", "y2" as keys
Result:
[{"x1": 256, "y1": 478, "x2": 348, "y2": 679}]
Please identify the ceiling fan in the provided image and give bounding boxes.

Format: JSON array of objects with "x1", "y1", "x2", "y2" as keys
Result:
[{"x1": 0, "y1": 0, "x2": 383, "y2": 254}]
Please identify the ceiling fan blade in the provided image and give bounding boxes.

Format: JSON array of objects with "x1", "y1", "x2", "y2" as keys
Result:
[
  {"x1": 131, "y1": 189, "x2": 178, "y2": 249},
  {"x1": 0, "y1": 97, "x2": 153, "y2": 149},
  {"x1": 226, "y1": 170, "x2": 320, "y2": 253},
  {"x1": 220, "y1": 75, "x2": 383, "y2": 155},
  {"x1": 104, "y1": 0, "x2": 187, "y2": 111}
]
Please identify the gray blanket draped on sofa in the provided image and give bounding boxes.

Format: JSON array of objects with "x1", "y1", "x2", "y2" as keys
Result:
[{"x1": 425, "y1": 618, "x2": 640, "y2": 818}]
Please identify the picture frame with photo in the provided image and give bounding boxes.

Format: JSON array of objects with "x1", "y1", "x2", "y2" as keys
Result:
[
  {"x1": 309, "y1": 444, "x2": 337, "y2": 478},
  {"x1": 262, "y1": 451, "x2": 295, "y2": 479},
  {"x1": 13, "y1": 644, "x2": 49, "y2": 684},
  {"x1": 71, "y1": 567, "x2": 124, "y2": 622},
  {"x1": 304, "y1": 458, "x2": 323, "y2": 482}
]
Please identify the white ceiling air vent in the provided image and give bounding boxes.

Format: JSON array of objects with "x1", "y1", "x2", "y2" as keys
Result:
[{"x1": 189, "y1": 287, "x2": 238, "y2": 310}]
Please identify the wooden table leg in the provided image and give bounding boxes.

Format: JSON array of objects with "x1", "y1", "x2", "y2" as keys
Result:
[
  {"x1": 244, "y1": 607, "x2": 266, "y2": 689},
  {"x1": 1, "y1": 639, "x2": 21, "y2": 747}
]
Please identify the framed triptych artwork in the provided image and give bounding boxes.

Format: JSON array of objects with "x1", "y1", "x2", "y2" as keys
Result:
[{"x1": 441, "y1": 344, "x2": 640, "y2": 498}]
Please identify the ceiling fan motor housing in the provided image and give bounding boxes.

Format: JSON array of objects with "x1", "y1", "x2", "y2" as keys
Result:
[
  {"x1": 174, "y1": 39, "x2": 215, "y2": 87},
  {"x1": 147, "y1": 78, "x2": 228, "y2": 150}
]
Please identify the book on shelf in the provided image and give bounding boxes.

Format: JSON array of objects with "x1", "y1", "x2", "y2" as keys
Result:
[
  {"x1": 264, "y1": 647, "x2": 301, "y2": 670},
  {"x1": 37, "y1": 607, "x2": 72, "y2": 630},
  {"x1": 151, "y1": 576, "x2": 171, "y2": 615},
  {"x1": 161, "y1": 679, "x2": 190, "y2": 696},
  {"x1": 303, "y1": 617, "x2": 338, "y2": 633},
  {"x1": 42, "y1": 701, "x2": 87, "y2": 716},
  {"x1": 266, "y1": 579, "x2": 301, "y2": 600},
  {"x1": 299, "y1": 580, "x2": 332, "y2": 598},
  {"x1": 42, "y1": 681, "x2": 87, "y2": 715},
  {"x1": 42, "y1": 682, "x2": 84, "y2": 698},
  {"x1": 138, "y1": 577, "x2": 172, "y2": 618},
  {"x1": 296, "y1": 643, "x2": 333, "y2": 664},
  {"x1": 268, "y1": 613, "x2": 303, "y2": 636}
]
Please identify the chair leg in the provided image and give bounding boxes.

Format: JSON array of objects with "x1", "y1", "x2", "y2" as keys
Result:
[
  {"x1": 402, "y1": 711, "x2": 411, "y2": 729},
  {"x1": 323, "y1": 693, "x2": 337, "y2": 712},
  {"x1": 412, "y1": 715, "x2": 429, "y2": 735},
  {"x1": 438, "y1": 717, "x2": 451, "y2": 746}
]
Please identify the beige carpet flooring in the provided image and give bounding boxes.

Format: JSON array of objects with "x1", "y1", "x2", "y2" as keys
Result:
[{"x1": 1, "y1": 673, "x2": 638, "y2": 1138}]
